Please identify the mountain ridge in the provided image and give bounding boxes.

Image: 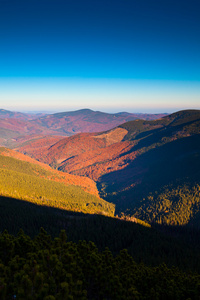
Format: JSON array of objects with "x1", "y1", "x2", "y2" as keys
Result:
[
  {"x1": 0, "y1": 108, "x2": 167, "y2": 148},
  {"x1": 17, "y1": 109, "x2": 200, "y2": 226}
]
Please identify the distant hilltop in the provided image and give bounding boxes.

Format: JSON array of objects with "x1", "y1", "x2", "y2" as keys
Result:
[{"x1": 0, "y1": 108, "x2": 167, "y2": 148}]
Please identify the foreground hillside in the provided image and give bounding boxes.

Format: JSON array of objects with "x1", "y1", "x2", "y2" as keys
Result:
[
  {"x1": 1, "y1": 195, "x2": 200, "y2": 273},
  {"x1": 0, "y1": 148, "x2": 114, "y2": 216},
  {"x1": 18, "y1": 109, "x2": 200, "y2": 226},
  {"x1": 1, "y1": 228, "x2": 200, "y2": 299}
]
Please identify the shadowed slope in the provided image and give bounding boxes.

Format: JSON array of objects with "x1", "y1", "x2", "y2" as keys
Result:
[
  {"x1": 1, "y1": 195, "x2": 200, "y2": 273},
  {"x1": 99, "y1": 134, "x2": 200, "y2": 222}
]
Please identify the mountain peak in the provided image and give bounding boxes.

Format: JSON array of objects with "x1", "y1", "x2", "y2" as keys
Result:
[{"x1": 163, "y1": 109, "x2": 200, "y2": 126}]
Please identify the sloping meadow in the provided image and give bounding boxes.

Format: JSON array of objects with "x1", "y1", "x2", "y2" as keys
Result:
[{"x1": 0, "y1": 150, "x2": 115, "y2": 216}]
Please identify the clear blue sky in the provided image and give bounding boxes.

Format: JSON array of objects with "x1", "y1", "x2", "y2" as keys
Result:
[{"x1": 0, "y1": 0, "x2": 199, "y2": 113}]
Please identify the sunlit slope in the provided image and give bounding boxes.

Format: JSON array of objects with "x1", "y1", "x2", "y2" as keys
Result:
[
  {"x1": 18, "y1": 128, "x2": 132, "y2": 181},
  {"x1": 13, "y1": 134, "x2": 63, "y2": 152},
  {"x1": 0, "y1": 148, "x2": 115, "y2": 216},
  {"x1": 0, "y1": 147, "x2": 99, "y2": 196},
  {"x1": 0, "y1": 168, "x2": 114, "y2": 215}
]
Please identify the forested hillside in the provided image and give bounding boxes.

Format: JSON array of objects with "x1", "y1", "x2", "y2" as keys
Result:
[
  {"x1": 101, "y1": 111, "x2": 200, "y2": 225},
  {"x1": 0, "y1": 148, "x2": 115, "y2": 216},
  {"x1": 0, "y1": 147, "x2": 100, "y2": 196},
  {"x1": 2, "y1": 194, "x2": 200, "y2": 273}
]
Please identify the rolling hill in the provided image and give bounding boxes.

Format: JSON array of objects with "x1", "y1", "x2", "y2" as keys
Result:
[
  {"x1": 33, "y1": 108, "x2": 167, "y2": 135},
  {"x1": 0, "y1": 108, "x2": 167, "y2": 147},
  {"x1": 0, "y1": 147, "x2": 115, "y2": 216},
  {"x1": 0, "y1": 108, "x2": 45, "y2": 120},
  {"x1": 18, "y1": 109, "x2": 200, "y2": 226}
]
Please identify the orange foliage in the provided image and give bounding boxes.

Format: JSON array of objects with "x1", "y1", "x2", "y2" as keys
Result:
[
  {"x1": 17, "y1": 130, "x2": 141, "y2": 182},
  {"x1": 1, "y1": 148, "x2": 100, "y2": 197}
]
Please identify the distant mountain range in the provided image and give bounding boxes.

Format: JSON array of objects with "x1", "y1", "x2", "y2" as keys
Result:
[
  {"x1": 17, "y1": 109, "x2": 200, "y2": 227},
  {"x1": 0, "y1": 108, "x2": 167, "y2": 147},
  {"x1": 34, "y1": 109, "x2": 167, "y2": 135},
  {"x1": 0, "y1": 108, "x2": 45, "y2": 120}
]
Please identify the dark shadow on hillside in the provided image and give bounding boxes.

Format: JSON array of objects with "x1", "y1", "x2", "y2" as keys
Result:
[
  {"x1": 1, "y1": 195, "x2": 200, "y2": 272},
  {"x1": 122, "y1": 119, "x2": 200, "y2": 156},
  {"x1": 0, "y1": 195, "x2": 153, "y2": 249},
  {"x1": 117, "y1": 119, "x2": 200, "y2": 161},
  {"x1": 0, "y1": 195, "x2": 86, "y2": 237},
  {"x1": 98, "y1": 134, "x2": 200, "y2": 213}
]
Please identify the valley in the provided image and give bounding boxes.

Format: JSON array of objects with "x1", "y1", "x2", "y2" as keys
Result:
[
  {"x1": 16, "y1": 109, "x2": 200, "y2": 227},
  {"x1": 1, "y1": 0, "x2": 199, "y2": 297},
  {"x1": 0, "y1": 108, "x2": 200, "y2": 299},
  {"x1": 0, "y1": 108, "x2": 200, "y2": 227}
]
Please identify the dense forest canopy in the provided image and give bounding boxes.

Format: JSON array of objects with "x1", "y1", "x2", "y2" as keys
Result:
[{"x1": 1, "y1": 229, "x2": 200, "y2": 300}]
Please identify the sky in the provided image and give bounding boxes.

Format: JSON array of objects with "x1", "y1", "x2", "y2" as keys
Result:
[{"x1": 0, "y1": 0, "x2": 199, "y2": 113}]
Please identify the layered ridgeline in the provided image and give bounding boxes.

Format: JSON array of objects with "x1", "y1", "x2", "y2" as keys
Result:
[
  {"x1": 0, "y1": 147, "x2": 114, "y2": 216},
  {"x1": 18, "y1": 110, "x2": 200, "y2": 227},
  {"x1": 33, "y1": 109, "x2": 167, "y2": 135},
  {"x1": 0, "y1": 108, "x2": 166, "y2": 148}
]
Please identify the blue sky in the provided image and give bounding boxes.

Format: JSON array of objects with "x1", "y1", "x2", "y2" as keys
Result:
[{"x1": 0, "y1": 0, "x2": 199, "y2": 113}]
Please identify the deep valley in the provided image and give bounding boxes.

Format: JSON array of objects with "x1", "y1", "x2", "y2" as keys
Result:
[{"x1": 0, "y1": 108, "x2": 200, "y2": 299}]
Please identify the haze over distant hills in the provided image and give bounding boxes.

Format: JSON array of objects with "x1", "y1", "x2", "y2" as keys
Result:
[
  {"x1": 0, "y1": 109, "x2": 45, "y2": 120},
  {"x1": 0, "y1": 108, "x2": 167, "y2": 148},
  {"x1": 34, "y1": 109, "x2": 167, "y2": 135}
]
